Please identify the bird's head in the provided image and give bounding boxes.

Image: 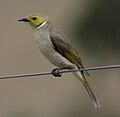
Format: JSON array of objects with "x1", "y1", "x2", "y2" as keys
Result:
[{"x1": 18, "y1": 13, "x2": 49, "y2": 28}]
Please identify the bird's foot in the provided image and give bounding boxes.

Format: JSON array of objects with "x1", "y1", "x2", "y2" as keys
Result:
[{"x1": 51, "y1": 68, "x2": 62, "y2": 77}]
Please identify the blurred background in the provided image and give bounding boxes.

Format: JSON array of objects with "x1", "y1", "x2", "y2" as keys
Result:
[{"x1": 0, "y1": 0, "x2": 120, "y2": 117}]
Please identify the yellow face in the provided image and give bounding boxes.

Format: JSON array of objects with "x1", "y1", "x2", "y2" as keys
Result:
[{"x1": 19, "y1": 13, "x2": 49, "y2": 27}]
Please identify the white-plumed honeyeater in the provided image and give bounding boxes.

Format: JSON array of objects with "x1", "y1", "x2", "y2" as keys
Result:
[{"x1": 18, "y1": 13, "x2": 100, "y2": 108}]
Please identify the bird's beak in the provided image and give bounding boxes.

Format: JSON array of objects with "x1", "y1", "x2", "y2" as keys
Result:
[{"x1": 18, "y1": 18, "x2": 30, "y2": 22}]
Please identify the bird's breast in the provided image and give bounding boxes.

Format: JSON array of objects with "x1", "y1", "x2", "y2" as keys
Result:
[
  {"x1": 34, "y1": 31, "x2": 55, "y2": 57},
  {"x1": 34, "y1": 30, "x2": 75, "y2": 68}
]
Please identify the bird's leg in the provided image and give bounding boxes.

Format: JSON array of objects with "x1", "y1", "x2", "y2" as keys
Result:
[
  {"x1": 51, "y1": 68, "x2": 64, "y2": 77},
  {"x1": 51, "y1": 65, "x2": 75, "y2": 77}
]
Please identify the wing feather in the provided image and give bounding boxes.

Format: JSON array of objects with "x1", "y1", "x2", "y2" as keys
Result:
[{"x1": 50, "y1": 27, "x2": 89, "y2": 76}]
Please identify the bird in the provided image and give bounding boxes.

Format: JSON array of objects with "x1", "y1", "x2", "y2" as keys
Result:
[{"x1": 18, "y1": 13, "x2": 100, "y2": 108}]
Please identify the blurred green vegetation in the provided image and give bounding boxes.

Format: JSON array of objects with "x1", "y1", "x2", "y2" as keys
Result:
[{"x1": 72, "y1": 0, "x2": 120, "y2": 58}]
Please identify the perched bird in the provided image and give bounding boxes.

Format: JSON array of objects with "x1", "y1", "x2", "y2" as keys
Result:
[{"x1": 18, "y1": 13, "x2": 100, "y2": 108}]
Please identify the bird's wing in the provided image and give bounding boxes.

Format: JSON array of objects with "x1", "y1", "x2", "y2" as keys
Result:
[{"x1": 50, "y1": 27, "x2": 89, "y2": 76}]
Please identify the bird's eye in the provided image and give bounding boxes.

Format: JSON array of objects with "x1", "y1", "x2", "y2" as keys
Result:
[{"x1": 32, "y1": 17, "x2": 37, "y2": 21}]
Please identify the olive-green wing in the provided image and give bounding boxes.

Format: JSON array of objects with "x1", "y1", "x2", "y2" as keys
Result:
[{"x1": 50, "y1": 27, "x2": 89, "y2": 76}]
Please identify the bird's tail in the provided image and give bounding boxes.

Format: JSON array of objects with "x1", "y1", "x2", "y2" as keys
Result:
[{"x1": 73, "y1": 71, "x2": 100, "y2": 108}]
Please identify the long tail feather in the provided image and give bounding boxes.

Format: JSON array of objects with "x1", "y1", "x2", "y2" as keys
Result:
[{"x1": 73, "y1": 71, "x2": 100, "y2": 108}]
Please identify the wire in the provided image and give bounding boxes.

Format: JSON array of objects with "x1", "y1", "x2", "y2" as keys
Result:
[{"x1": 0, "y1": 64, "x2": 120, "y2": 80}]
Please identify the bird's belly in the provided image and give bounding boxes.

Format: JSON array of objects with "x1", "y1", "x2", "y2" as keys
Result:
[
  {"x1": 47, "y1": 52, "x2": 75, "y2": 68},
  {"x1": 37, "y1": 39, "x2": 74, "y2": 68}
]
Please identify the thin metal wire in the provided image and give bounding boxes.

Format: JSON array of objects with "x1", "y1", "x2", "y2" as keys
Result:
[{"x1": 0, "y1": 64, "x2": 120, "y2": 80}]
